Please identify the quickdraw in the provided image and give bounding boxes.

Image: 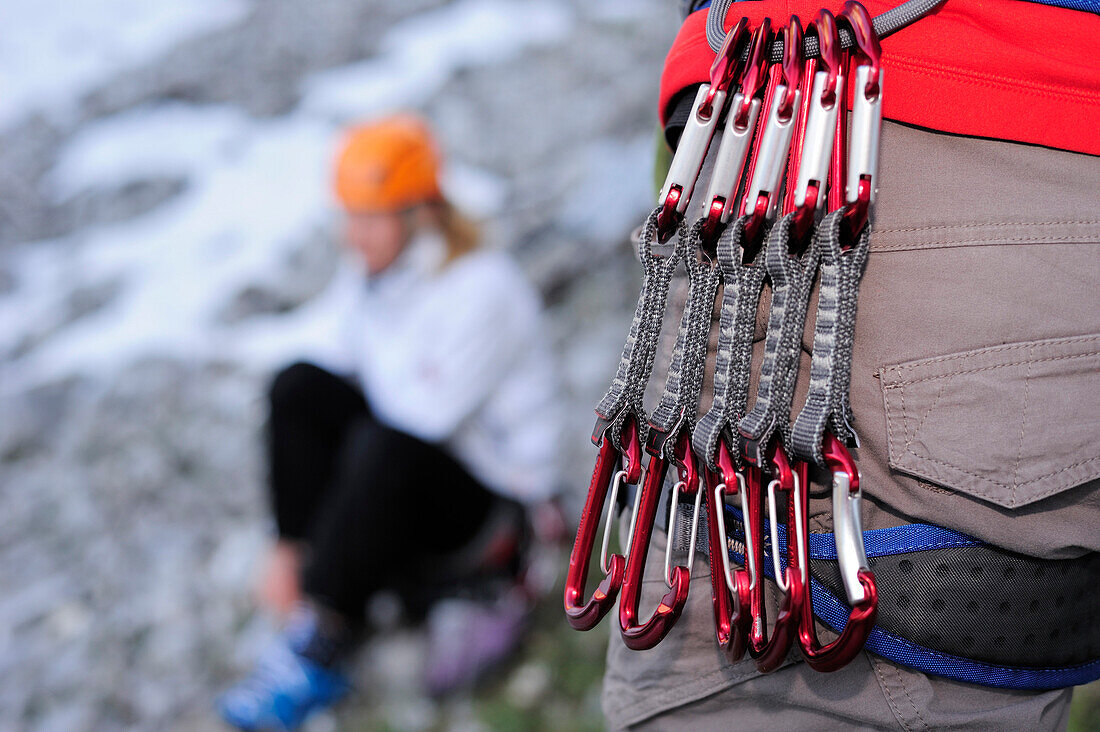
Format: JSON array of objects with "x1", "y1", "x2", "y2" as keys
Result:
[
  {"x1": 621, "y1": 219, "x2": 722, "y2": 650},
  {"x1": 565, "y1": 206, "x2": 684, "y2": 630}
]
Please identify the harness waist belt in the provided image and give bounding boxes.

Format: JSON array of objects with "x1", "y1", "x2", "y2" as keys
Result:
[{"x1": 666, "y1": 499, "x2": 1100, "y2": 689}]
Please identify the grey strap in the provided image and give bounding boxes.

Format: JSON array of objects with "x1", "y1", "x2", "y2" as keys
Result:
[
  {"x1": 691, "y1": 217, "x2": 767, "y2": 471},
  {"x1": 736, "y1": 213, "x2": 821, "y2": 466},
  {"x1": 594, "y1": 208, "x2": 687, "y2": 445},
  {"x1": 650, "y1": 220, "x2": 723, "y2": 458},
  {"x1": 789, "y1": 209, "x2": 871, "y2": 465},
  {"x1": 705, "y1": 0, "x2": 946, "y2": 56}
]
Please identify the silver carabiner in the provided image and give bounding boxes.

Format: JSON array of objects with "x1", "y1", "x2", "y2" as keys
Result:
[
  {"x1": 832, "y1": 466, "x2": 870, "y2": 604},
  {"x1": 713, "y1": 471, "x2": 756, "y2": 593},
  {"x1": 741, "y1": 84, "x2": 801, "y2": 221},
  {"x1": 846, "y1": 64, "x2": 882, "y2": 206},
  {"x1": 657, "y1": 84, "x2": 727, "y2": 220},
  {"x1": 793, "y1": 70, "x2": 844, "y2": 211},
  {"x1": 663, "y1": 479, "x2": 704, "y2": 588}
]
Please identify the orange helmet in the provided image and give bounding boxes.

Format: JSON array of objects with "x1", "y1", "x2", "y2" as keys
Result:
[{"x1": 334, "y1": 114, "x2": 442, "y2": 212}]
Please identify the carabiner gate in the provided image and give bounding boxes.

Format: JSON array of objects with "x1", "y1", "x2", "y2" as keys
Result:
[
  {"x1": 699, "y1": 21, "x2": 768, "y2": 248},
  {"x1": 564, "y1": 415, "x2": 643, "y2": 630},
  {"x1": 619, "y1": 430, "x2": 700, "y2": 650},
  {"x1": 787, "y1": 11, "x2": 845, "y2": 245},
  {"x1": 836, "y1": 1, "x2": 883, "y2": 240},
  {"x1": 740, "y1": 20, "x2": 803, "y2": 249},
  {"x1": 745, "y1": 440, "x2": 805, "y2": 672},
  {"x1": 704, "y1": 437, "x2": 753, "y2": 661}
]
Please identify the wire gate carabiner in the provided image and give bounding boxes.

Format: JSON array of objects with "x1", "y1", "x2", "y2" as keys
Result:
[
  {"x1": 704, "y1": 437, "x2": 754, "y2": 661},
  {"x1": 619, "y1": 431, "x2": 700, "y2": 650},
  {"x1": 565, "y1": 414, "x2": 643, "y2": 630},
  {"x1": 743, "y1": 440, "x2": 805, "y2": 672}
]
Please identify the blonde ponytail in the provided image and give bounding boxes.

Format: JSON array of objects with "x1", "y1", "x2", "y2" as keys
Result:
[{"x1": 435, "y1": 200, "x2": 480, "y2": 263}]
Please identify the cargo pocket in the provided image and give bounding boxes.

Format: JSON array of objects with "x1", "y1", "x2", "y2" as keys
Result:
[{"x1": 880, "y1": 334, "x2": 1100, "y2": 509}]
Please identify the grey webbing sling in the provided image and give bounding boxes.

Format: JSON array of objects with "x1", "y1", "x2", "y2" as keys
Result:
[
  {"x1": 692, "y1": 219, "x2": 767, "y2": 471},
  {"x1": 648, "y1": 220, "x2": 723, "y2": 457},
  {"x1": 789, "y1": 209, "x2": 870, "y2": 464},
  {"x1": 737, "y1": 214, "x2": 821, "y2": 465},
  {"x1": 593, "y1": 209, "x2": 687, "y2": 446},
  {"x1": 704, "y1": 0, "x2": 946, "y2": 57}
]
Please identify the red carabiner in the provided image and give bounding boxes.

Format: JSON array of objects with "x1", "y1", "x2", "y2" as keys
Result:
[
  {"x1": 837, "y1": 0, "x2": 882, "y2": 241},
  {"x1": 619, "y1": 430, "x2": 699, "y2": 650},
  {"x1": 841, "y1": 1, "x2": 881, "y2": 99},
  {"x1": 704, "y1": 438, "x2": 753, "y2": 662},
  {"x1": 699, "y1": 20, "x2": 772, "y2": 248},
  {"x1": 785, "y1": 9, "x2": 842, "y2": 246},
  {"x1": 729, "y1": 20, "x2": 772, "y2": 131},
  {"x1": 740, "y1": 18, "x2": 804, "y2": 255},
  {"x1": 775, "y1": 17, "x2": 804, "y2": 124},
  {"x1": 795, "y1": 432, "x2": 878, "y2": 671},
  {"x1": 745, "y1": 441, "x2": 805, "y2": 672},
  {"x1": 564, "y1": 415, "x2": 643, "y2": 630},
  {"x1": 699, "y1": 17, "x2": 751, "y2": 121},
  {"x1": 813, "y1": 8, "x2": 844, "y2": 107}
]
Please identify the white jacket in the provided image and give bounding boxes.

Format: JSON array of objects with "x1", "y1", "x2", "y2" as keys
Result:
[{"x1": 335, "y1": 234, "x2": 563, "y2": 503}]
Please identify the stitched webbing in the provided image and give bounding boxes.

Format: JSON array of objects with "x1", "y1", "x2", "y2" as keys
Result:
[
  {"x1": 650, "y1": 220, "x2": 723, "y2": 456},
  {"x1": 790, "y1": 208, "x2": 871, "y2": 464},
  {"x1": 737, "y1": 213, "x2": 821, "y2": 465},
  {"x1": 594, "y1": 208, "x2": 687, "y2": 445},
  {"x1": 691, "y1": 217, "x2": 767, "y2": 471}
]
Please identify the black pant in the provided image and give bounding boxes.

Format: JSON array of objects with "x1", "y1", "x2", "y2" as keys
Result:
[{"x1": 267, "y1": 362, "x2": 499, "y2": 620}]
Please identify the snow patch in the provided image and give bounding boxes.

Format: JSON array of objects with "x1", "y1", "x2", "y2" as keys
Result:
[
  {"x1": 301, "y1": 0, "x2": 574, "y2": 121},
  {"x1": 0, "y1": 0, "x2": 251, "y2": 130},
  {"x1": 47, "y1": 104, "x2": 251, "y2": 200}
]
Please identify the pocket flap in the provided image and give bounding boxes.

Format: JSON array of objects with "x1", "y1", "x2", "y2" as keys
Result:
[{"x1": 881, "y1": 335, "x2": 1100, "y2": 509}]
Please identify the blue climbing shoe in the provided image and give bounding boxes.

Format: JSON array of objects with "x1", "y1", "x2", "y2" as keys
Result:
[{"x1": 218, "y1": 629, "x2": 350, "y2": 730}]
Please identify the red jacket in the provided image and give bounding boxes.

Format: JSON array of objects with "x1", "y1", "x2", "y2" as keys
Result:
[{"x1": 660, "y1": 1, "x2": 1100, "y2": 156}]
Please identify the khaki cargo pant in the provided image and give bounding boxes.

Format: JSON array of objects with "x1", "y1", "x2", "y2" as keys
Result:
[{"x1": 601, "y1": 121, "x2": 1100, "y2": 730}]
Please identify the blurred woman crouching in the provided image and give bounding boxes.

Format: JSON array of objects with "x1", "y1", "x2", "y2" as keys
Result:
[{"x1": 220, "y1": 114, "x2": 563, "y2": 731}]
